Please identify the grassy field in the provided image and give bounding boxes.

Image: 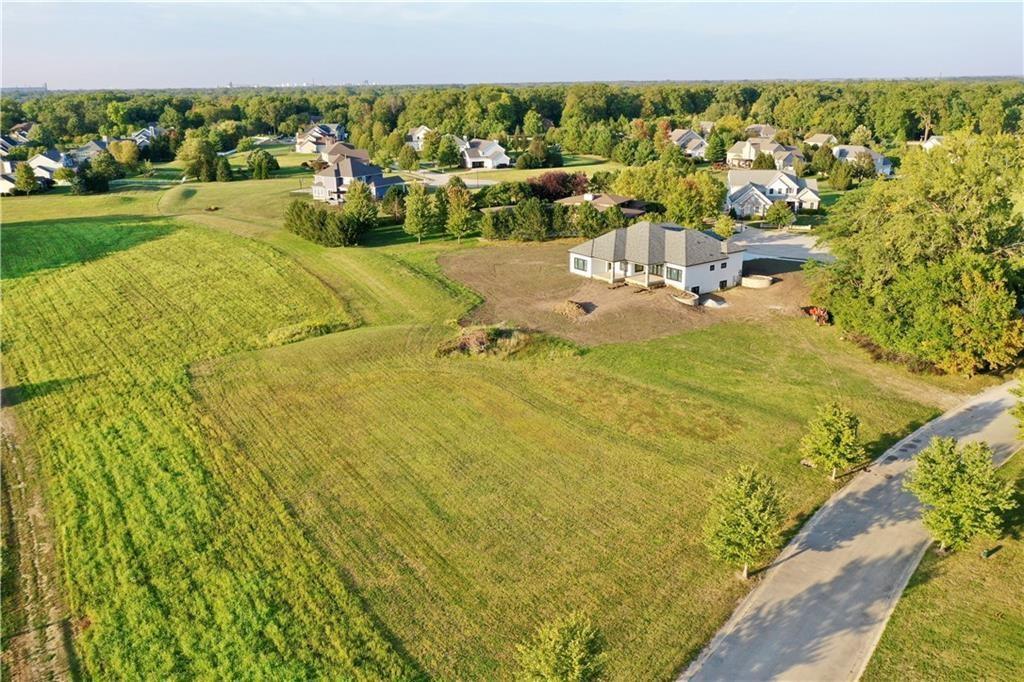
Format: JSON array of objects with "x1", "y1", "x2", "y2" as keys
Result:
[
  {"x1": 863, "y1": 454, "x2": 1024, "y2": 681},
  {"x1": 0, "y1": 147, "x2": 1000, "y2": 679},
  {"x1": 0, "y1": 198, "x2": 410, "y2": 678}
]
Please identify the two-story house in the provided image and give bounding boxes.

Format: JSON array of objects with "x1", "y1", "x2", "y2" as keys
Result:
[
  {"x1": 311, "y1": 157, "x2": 405, "y2": 204},
  {"x1": 726, "y1": 169, "x2": 821, "y2": 218}
]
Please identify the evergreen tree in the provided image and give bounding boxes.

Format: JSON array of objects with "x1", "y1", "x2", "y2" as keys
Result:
[
  {"x1": 703, "y1": 466, "x2": 786, "y2": 580},
  {"x1": 342, "y1": 180, "x2": 378, "y2": 239},
  {"x1": 573, "y1": 202, "x2": 605, "y2": 238},
  {"x1": 382, "y1": 184, "x2": 406, "y2": 221},
  {"x1": 905, "y1": 438, "x2": 1016, "y2": 552},
  {"x1": 752, "y1": 152, "x2": 777, "y2": 170},
  {"x1": 829, "y1": 162, "x2": 854, "y2": 191},
  {"x1": 705, "y1": 133, "x2": 727, "y2": 163},
  {"x1": 511, "y1": 197, "x2": 548, "y2": 241},
  {"x1": 216, "y1": 156, "x2": 233, "y2": 182},
  {"x1": 602, "y1": 205, "x2": 627, "y2": 230},
  {"x1": 812, "y1": 144, "x2": 835, "y2": 174}
]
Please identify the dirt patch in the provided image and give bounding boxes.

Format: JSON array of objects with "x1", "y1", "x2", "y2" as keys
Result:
[{"x1": 439, "y1": 240, "x2": 812, "y2": 346}]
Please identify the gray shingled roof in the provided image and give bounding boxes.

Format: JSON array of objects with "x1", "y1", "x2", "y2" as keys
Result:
[{"x1": 569, "y1": 221, "x2": 744, "y2": 266}]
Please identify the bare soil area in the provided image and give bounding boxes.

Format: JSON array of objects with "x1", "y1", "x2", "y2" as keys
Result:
[{"x1": 439, "y1": 240, "x2": 812, "y2": 346}]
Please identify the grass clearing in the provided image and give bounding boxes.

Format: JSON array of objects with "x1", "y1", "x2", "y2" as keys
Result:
[
  {"x1": 863, "y1": 455, "x2": 1024, "y2": 680},
  {"x1": 0, "y1": 162, "x2": 991, "y2": 679},
  {"x1": 193, "y1": 316, "x2": 940, "y2": 679},
  {"x1": 0, "y1": 215, "x2": 410, "y2": 678}
]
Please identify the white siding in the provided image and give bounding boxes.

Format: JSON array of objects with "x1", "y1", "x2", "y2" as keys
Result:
[{"x1": 680, "y1": 253, "x2": 744, "y2": 294}]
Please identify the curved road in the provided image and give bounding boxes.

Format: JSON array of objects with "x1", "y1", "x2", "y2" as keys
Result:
[{"x1": 682, "y1": 381, "x2": 1021, "y2": 682}]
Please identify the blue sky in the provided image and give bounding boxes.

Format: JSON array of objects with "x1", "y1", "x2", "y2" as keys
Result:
[{"x1": 3, "y1": 1, "x2": 1022, "y2": 89}]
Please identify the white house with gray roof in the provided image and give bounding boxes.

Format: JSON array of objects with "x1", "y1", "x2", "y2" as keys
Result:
[
  {"x1": 405, "y1": 125, "x2": 432, "y2": 151},
  {"x1": 311, "y1": 157, "x2": 404, "y2": 204},
  {"x1": 831, "y1": 145, "x2": 892, "y2": 176},
  {"x1": 568, "y1": 221, "x2": 745, "y2": 294},
  {"x1": 457, "y1": 137, "x2": 510, "y2": 169},
  {"x1": 726, "y1": 170, "x2": 820, "y2": 218},
  {"x1": 726, "y1": 137, "x2": 803, "y2": 171},
  {"x1": 668, "y1": 128, "x2": 707, "y2": 159}
]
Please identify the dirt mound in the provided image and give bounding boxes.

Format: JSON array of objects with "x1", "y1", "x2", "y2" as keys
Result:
[{"x1": 554, "y1": 299, "x2": 587, "y2": 320}]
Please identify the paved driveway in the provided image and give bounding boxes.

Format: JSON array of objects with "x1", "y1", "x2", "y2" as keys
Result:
[
  {"x1": 681, "y1": 381, "x2": 1021, "y2": 682},
  {"x1": 733, "y1": 227, "x2": 835, "y2": 263},
  {"x1": 402, "y1": 169, "x2": 496, "y2": 189}
]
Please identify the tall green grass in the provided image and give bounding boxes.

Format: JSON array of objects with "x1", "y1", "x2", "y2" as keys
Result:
[{"x1": 1, "y1": 218, "x2": 411, "y2": 678}]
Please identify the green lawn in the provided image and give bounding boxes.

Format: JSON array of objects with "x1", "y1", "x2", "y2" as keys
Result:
[
  {"x1": 452, "y1": 154, "x2": 623, "y2": 182},
  {"x1": 0, "y1": 165, "x2": 991, "y2": 680},
  {"x1": 863, "y1": 455, "x2": 1024, "y2": 681}
]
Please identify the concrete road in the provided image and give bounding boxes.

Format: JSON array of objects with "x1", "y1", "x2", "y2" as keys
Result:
[
  {"x1": 682, "y1": 381, "x2": 1021, "y2": 682},
  {"x1": 733, "y1": 227, "x2": 835, "y2": 263}
]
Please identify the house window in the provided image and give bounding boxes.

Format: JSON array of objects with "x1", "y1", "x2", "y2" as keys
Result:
[
  {"x1": 709, "y1": 264, "x2": 716, "y2": 271},
  {"x1": 666, "y1": 266, "x2": 682, "y2": 282},
  {"x1": 573, "y1": 257, "x2": 588, "y2": 272},
  {"x1": 606, "y1": 262, "x2": 612, "y2": 271},
  {"x1": 720, "y1": 262, "x2": 726, "y2": 270},
  {"x1": 719, "y1": 279, "x2": 728, "y2": 289}
]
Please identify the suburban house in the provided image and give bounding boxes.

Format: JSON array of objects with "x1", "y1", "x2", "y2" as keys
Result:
[
  {"x1": 555, "y1": 192, "x2": 647, "y2": 219},
  {"x1": 28, "y1": 148, "x2": 75, "y2": 181},
  {"x1": 69, "y1": 139, "x2": 112, "y2": 165},
  {"x1": 0, "y1": 134, "x2": 18, "y2": 157},
  {"x1": 295, "y1": 123, "x2": 345, "y2": 153},
  {"x1": 311, "y1": 157, "x2": 404, "y2": 204},
  {"x1": 9, "y1": 122, "x2": 36, "y2": 145},
  {"x1": 458, "y1": 138, "x2": 510, "y2": 169},
  {"x1": 831, "y1": 144, "x2": 892, "y2": 176},
  {"x1": 568, "y1": 221, "x2": 746, "y2": 294},
  {"x1": 804, "y1": 133, "x2": 837, "y2": 147},
  {"x1": 131, "y1": 125, "x2": 165, "y2": 149},
  {"x1": 0, "y1": 172, "x2": 16, "y2": 195},
  {"x1": 726, "y1": 137, "x2": 804, "y2": 171},
  {"x1": 319, "y1": 141, "x2": 371, "y2": 164},
  {"x1": 699, "y1": 121, "x2": 715, "y2": 137},
  {"x1": 405, "y1": 125, "x2": 432, "y2": 152},
  {"x1": 668, "y1": 128, "x2": 708, "y2": 159},
  {"x1": 726, "y1": 169, "x2": 821, "y2": 218},
  {"x1": 745, "y1": 123, "x2": 777, "y2": 139}
]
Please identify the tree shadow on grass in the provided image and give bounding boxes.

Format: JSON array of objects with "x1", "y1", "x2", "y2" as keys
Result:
[
  {"x1": 1, "y1": 376, "x2": 90, "y2": 407},
  {"x1": 1, "y1": 215, "x2": 177, "y2": 280}
]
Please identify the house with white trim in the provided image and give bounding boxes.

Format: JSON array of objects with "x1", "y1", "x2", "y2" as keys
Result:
[
  {"x1": 745, "y1": 123, "x2": 777, "y2": 139},
  {"x1": 319, "y1": 141, "x2": 370, "y2": 165},
  {"x1": 295, "y1": 123, "x2": 345, "y2": 154},
  {"x1": 311, "y1": 157, "x2": 404, "y2": 204},
  {"x1": 405, "y1": 125, "x2": 432, "y2": 152},
  {"x1": 726, "y1": 170, "x2": 820, "y2": 218},
  {"x1": 131, "y1": 125, "x2": 165, "y2": 149},
  {"x1": 568, "y1": 221, "x2": 745, "y2": 295},
  {"x1": 457, "y1": 138, "x2": 510, "y2": 169},
  {"x1": 831, "y1": 145, "x2": 892, "y2": 176},
  {"x1": 726, "y1": 138, "x2": 804, "y2": 171},
  {"x1": 28, "y1": 148, "x2": 76, "y2": 182},
  {"x1": 668, "y1": 128, "x2": 707, "y2": 159},
  {"x1": 804, "y1": 133, "x2": 837, "y2": 148}
]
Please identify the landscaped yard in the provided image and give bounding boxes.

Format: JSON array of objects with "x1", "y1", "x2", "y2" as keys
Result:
[
  {"x1": 863, "y1": 455, "x2": 1024, "y2": 680},
  {"x1": 0, "y1": 145, "x2": 1002, "y2": 680}
]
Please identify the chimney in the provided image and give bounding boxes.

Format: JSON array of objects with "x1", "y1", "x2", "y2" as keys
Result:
[{"x1": 583, "y1": 193, "x2": 595, "y2": 202}]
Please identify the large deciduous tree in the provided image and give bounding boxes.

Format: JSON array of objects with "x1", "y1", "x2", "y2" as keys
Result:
[
  {"x1": 702, "y1": 466, "x2": 786, "y2": 580},
  {"x1": 905, "y1": 438, "x2": 1016, "y2": 552},
  {"x1": 812, "y1": 134, "x2": 1024, "y2": 375}
]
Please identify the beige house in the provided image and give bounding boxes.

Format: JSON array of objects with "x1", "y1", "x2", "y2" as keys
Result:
[
  {"x1": 726, "y1": 169, "x2": 820, "y2": 218},
  {"x1": 804, "y1": 133, "x2": 837, "y2": 147},
  {"x1": 726, "y1": 138, "x2": 804, "y2": 171},
  {"x1": 668, "y1": 128, "x2": 708, "y2": 159},
  {"x1": 555, "y1": 193, "x2": 646, "y2": 219}
]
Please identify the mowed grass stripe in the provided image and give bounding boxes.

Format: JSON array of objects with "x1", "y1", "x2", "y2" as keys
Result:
[
  {"x1": 1, "y1": 221, "x2": 412, "y2": 678},
  {"x1": 193, "y1": 320, "x2": 937, "y2": 679}
]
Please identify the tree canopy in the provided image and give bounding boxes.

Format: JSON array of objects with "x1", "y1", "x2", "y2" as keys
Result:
[
  {"x1": 702, "y1": 466, "x2": 786, "y2": 580},
  {"x1": 812, "y1": 134, "x2": 1024, "y2": 375},
  {"x1": 515, "y1": 612, "x2": 606, "y2": 682}
]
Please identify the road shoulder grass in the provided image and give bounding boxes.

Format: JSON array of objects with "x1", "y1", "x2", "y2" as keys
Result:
[{"x1": 863, "y1": 453, "x2": 1024, "y2": 680}]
